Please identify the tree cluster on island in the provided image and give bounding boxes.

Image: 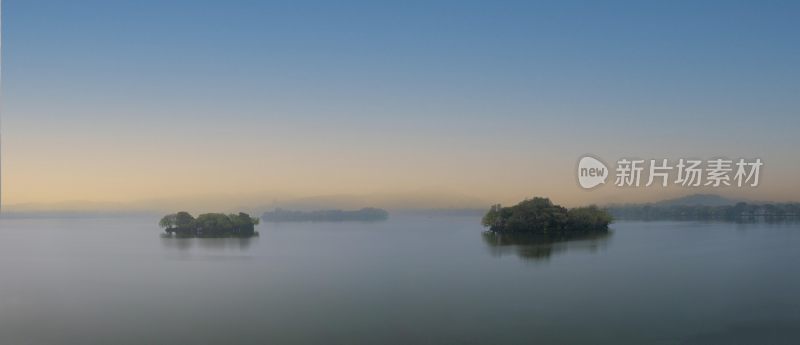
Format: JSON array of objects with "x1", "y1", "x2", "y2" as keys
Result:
[
  {"x1": 261, "y1": 207, "x2": 389, "y2": 222},
  {"x1": 159, "y1": 212, "x2": 260, "y2": 237},
  {"x1": 482, "y1": 197, "x2": 612, "y2": 234}
]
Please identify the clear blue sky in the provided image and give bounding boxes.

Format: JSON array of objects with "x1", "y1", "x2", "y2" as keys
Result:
[{"x1": 4, "y1": 1, "x2": 799, "y2": 207}]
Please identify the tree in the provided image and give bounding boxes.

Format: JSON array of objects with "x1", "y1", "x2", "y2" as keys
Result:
[
  {"x1": 195, "y1": 213, "x2": 233, "y2": 236},
  {"x1": 159, "y1": 214, "x2": 178, "y2": 229},
  {"x1": 229, "y1": 212, "x2": 259, "y2": 236},
  {"x1": 481, "y1": 204, "x2": 502, "y2": 227},
  {"x1": 175, "y1": 212, "x2": 195, "y2": 229}
]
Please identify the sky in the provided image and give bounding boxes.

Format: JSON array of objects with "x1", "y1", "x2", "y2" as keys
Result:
[{"x1": 2, "y1": 0, "x2": 799, "y2": 211}]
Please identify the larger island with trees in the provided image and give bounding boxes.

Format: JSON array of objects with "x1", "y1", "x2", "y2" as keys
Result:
[
  {"x1": 482, "y1": 197, "x2": 612, "y2": 235},
  {"x1": 159, "y1": 212, "x2": 260, "y2": 237}
]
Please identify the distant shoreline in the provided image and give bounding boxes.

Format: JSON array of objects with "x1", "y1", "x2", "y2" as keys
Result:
[
  {"x1": 261, "y1": 208, "x2": 389, "y2": 222},
  {"x1": 608, "y1": 202, "x2": 800, "y2": 222}
]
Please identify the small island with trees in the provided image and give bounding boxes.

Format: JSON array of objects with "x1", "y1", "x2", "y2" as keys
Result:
[
  {"x1": 482, "y1": 197, "x2": 612, "y2": 235},
  {"x1": 261, "y1": 207, "x2": 389, "y2": 222},
  {"x1": 159, "y1": 212, "x2": 260, "y2": 237}
]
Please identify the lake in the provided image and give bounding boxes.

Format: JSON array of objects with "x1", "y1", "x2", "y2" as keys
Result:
[{"x1": 0, "y1": 215, "x2": 798, "y2": 344}]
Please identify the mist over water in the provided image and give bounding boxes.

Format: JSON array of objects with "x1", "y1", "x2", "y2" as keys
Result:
[{"x1": 1, "y1": 216, "x2": 799, "y2": 344}]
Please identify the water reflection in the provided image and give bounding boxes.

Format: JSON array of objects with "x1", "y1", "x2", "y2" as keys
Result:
[
  {"x1": 160, "y1": 235, "x2": 258, "y2": 251},
  {"x1": 482, "y1": 231, "x2": 612, "y2": 262}
]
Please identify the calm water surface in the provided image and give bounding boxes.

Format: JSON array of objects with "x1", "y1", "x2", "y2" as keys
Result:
[{"x1": 0, "y1": 215, "x2": 798, "y2": 344}]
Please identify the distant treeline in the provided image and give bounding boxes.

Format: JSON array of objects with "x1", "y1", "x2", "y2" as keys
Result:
[
  {"x1": 261, "y1": 208, "x2": 389, "y2": 222},
  {"x1": 397, "y1": 208, "x2": 486, "y2": 217},
  {"x1": 608, "y1": 202, "x2": 800, "y2": 221}
]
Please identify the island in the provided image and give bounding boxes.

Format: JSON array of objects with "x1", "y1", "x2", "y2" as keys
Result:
[
  {"x1": 482, "y1": 197, "x2": 612, "y2": 234},
  {"x1": 261, "y1": 207, "x2": 389, "y2": 222},
  {"x1": 159, "y1": 212, "x2": 260, "y2": 237}
]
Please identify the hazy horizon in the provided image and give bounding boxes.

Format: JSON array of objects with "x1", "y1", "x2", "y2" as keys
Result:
[{"x1": 3, "y1": 190, "x2": 795, "y2": 216}]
